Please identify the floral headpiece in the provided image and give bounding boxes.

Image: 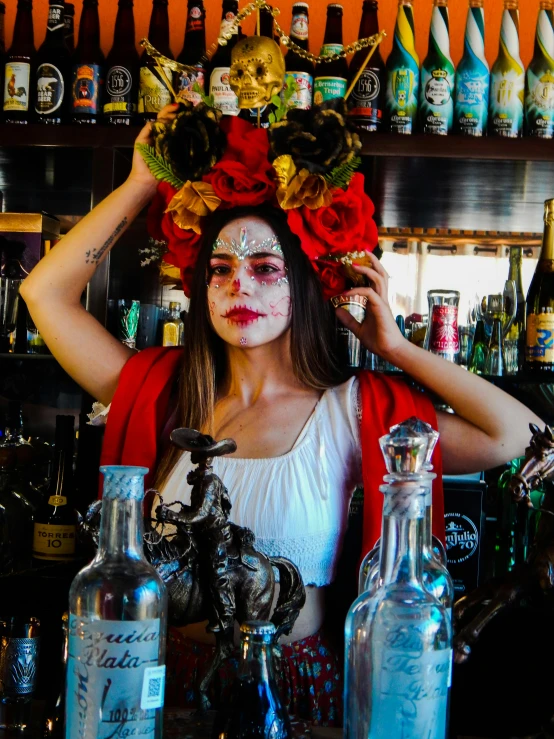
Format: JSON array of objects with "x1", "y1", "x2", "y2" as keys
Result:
[{"x1": 141, "y1": 98, "x2": 379, "y2": 300}]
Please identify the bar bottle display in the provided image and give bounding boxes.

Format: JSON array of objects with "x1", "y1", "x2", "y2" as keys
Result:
[
  {"x1": 419, "y1": 0, "x2": 455, "y2": 135},
  {"x1": 525, "y1": 0, "x2": 554, "y2": 138},
  {"x1": 347, "y1": 0, "x2": 386, "y2": 131},
  {"x1": 489, "y1": 0, "x2": 524, "y2": 138},
  {"x1": 104, "y1": 0, "x2": 139, "y2": 125},
  {"x1": 71, "y1": 0, "x2": 104, "y2": 124},
  {"x1": 455, "y1": 0, "x2": 490, "y2": 136},
  {"x1": 386, "y1": 0, "x2": 419, "y2": 134},
  {"x1": 526, "y1": 198, "x2": 554, "y2": 372},
  {"x1": 139, "y1": 0, "x2": 173, "y2": 122},
  {"x1": 63, "y1": 3, "x2": 75, "y2": 54},
  {"x1": 65, "y1": 466, "x2": 167, "y2": 739},
  {"x1": 313, "y1": 4, "x2": 349, "y2": 104},
  {"x1": 176, "y1": 0, "x2": 207, "y2": 106},
  {"x1": 283, "y1": 2, "x2": 314, "y2": 110},
  {"x1": 3, "y1": 0, "x2": 35, "y2": 124},
  {"x1": 34, "y1": 0, "x2": 70, "y2": 125},
  {"x1": 209, "y1": 0, "x2": 241, "y2": 116}
]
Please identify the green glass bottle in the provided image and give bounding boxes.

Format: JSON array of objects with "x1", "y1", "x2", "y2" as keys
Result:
[
  {"x1": 454, "y1": 0, "x2": 490, "y2": 136},
  {"x1": 525, "y1": 0, "x2": 554, "y2": 138},
  {"x1": 469, "y1": 319, "x2": 488, "y2": 375},
  {"x1": 489, "y1": 0, "x2": 525, "y2": 137},
  {"x1": 505, "y1": 246, "x2": 526, "y2": 374},
  {"x1": 386, "y1": 0, "x2": 419, "y2": 134},
  {"x1": 526, "y1": 198, "x2": 554, "y2": 372},
  {"x1": 419, "y1": 0, "x2": 455, "y2": 135}
]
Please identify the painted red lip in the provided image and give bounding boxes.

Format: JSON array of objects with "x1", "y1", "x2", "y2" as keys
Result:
[{"x1": 223, "y1": 307, "x2": 266, "y2": 323}]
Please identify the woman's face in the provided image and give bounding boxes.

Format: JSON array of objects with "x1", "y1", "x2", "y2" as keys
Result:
[{"x1": 207, "y1": 217, "x2": 291, "y2": 349}]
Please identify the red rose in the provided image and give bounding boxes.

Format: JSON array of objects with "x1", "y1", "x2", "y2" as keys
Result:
[
  {"x1": 221, "y1": 116, "x2": 271, "y2": 169},
  {"x1": 146, "y1": 181, "x2": 178, "y2": 243},
  {"x1": 316, "y1": 264, "x2": 347, "y2": 302}
]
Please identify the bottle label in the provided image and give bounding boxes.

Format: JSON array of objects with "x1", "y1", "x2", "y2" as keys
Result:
[
  {"x1": 525, "y1": 67, "x2": 554, "y2": 138},
  {"x1": 187, "y1": 4, "x2": 205, "y2": 33},
  {"x1": 283, "y1": 71, "x2": 313, "y2": 109},
  {"x1": 348, "y1": 68, "x2": 384, "y2": 126},
  {"x1": 313, "y1": 76, "x2": 347, "y2": 105},
  {"x1": 48, "y1": 494, "x2": 67, "y2": 506},
  {"x1": 33, "y1": 523, "x2": 76, "y2": 560},
  {"x1": 104, "y1": 66, "x2": 135, "y2": 117},
  {"x1": 138, "y1": 65, "x2": 173, "y2": 114},
  {"x1": 455, "y1": 68, "x2": 489, "y2": 136},
  {"x1": 490, "y1": 71, "x2": 524, "y2": 137},
  {"x1": 291, "y1": 12, "x2": 309, "y2": 41},
  {"x1": 428, "y1": 305, "x2": 460, "y2": 354},
  {"x1": 0, "y1": 637, "x2": 40, "y2": 696},
  {"x1": 3, "y1": 61, "x2": 31, "y2": 112},
  {"x1": 72, "y1": 64, "x2": 102, "y2": 115},
  {"x1": 210, "y1": 67, "x2": 239, "y2": 115},
  {"x1": 35, "y1": 63, "x2": 65, "y2": 115},
  {"x1": 386, "y1": 67, "x2": 419, "y2": 134},
  {"x1": 47, "y1": 4, "x2": 65, "y2": 32},
  {"x1": 66, "y1": 616, "x2": 165, "y2": 739},
  {"x1": 527, "y1": 312, "x2": 554, "y2": 362},
  {"x1": 220, "y1": 12, "x2": 238, "y2": 37},
  {"x1": 420, "y1": 68, "x2": 454, "y2": 135},
  {"x1": 177, "y1": 67, "x2": 205, "y2": 106}
]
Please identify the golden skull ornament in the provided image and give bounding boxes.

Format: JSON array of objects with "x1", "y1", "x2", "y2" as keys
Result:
[{"x1": 230, "y1": 36, "x2": 285, "y2": 109}]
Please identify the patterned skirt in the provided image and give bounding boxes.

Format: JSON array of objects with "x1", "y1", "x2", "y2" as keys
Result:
[{"x1": 165, "y1": 627, "x2": 344, "y2": 728}]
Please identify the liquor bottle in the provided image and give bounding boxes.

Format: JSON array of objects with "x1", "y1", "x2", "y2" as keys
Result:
[
  {"x1": 64, "y1": 4, "x2": 75, "y2": 54},
  {"x1": 215, "y1": 622, "x2": 292, "y2": 739},
  {"x1": 347, "y1": 1, "x2": 386, "y2": 131},
  {"x1": 162, "y1": 301, "x2": 184, "y2": 346},
  {"x1": 313, "y1": 4, "x2": 349, "y2": 105},
  {"x1": 32, "y1": 416, "x2": 78, "y2": 564},
  {"x1": 209, "y1": 0, "x2": 241, "y2": 117},
  {"x1": 505, "y1": 246, "x2": 526, "y2": 373},
  {"x1": 419, "y1": 0, "x2": 455, "y2": 135},
  {"x1": 385, "y1": 0, "x2": 419, "y2": 134},
  {"x1": 3, "y1": 0, "x2": 35, "y2": 125},
  {"x1": 489, "y1": 0, "x2": 524, "y2": 138},
  {"x1": 33, "y1": 0, "x2": 70, "y2": 125},
  {"x1": 176, "y1": 0, "x2": 206, "y2": 106},
  {"x1": 71, "y1": 0, "x2": 104, "y2": 124},
  {"x1": 43, "y1": 612, "x2": 68, "y2": 738},
  {"x1": 283, "y1": 3, "x2": 314, "y2": 110},
  {"x1": 344, "y1": 427, "x2": 452, "y2": 739},
  {"x1": 468, "y1": 318, "x2": 488, "y2": 374},
  {"x1": 526, "y1": 198, "x2": 554, "y2": 372},
  {"x1": 65, "y1": 466, "x2": 167, "y2": 738},
  {"x1": 455, "y1": 0, "x2": 490, "y2": 136},
  {"x1": 525, "y1": 1, "x2": 554, "y2": 138},
  {"x1": 138, "y1": 0, "x2": 173, "y2": 122},
  {"x1": 485, "y1": 316, "x2": 505, "y2": 376},
  {"x1": 104, "y1": 0, "x2": 139, "y2": 125},
  {"x1": 0, "y1": 616, "x2": 40, "y2": 730}
]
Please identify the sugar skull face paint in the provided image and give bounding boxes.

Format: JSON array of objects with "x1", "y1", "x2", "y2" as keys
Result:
[{"x1": 207, "y1": 217, "x2": 291, "y2": 349}]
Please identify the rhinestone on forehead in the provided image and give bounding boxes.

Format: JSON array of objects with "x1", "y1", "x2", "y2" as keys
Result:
[{"x1": 213, "y1": 226, "x2": 284, "y2": 260}]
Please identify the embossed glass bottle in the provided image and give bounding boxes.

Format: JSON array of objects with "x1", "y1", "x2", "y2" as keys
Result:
[
  {"x1": 345, "y1": 428, "x2": 452, "y2": 739},
  {"x1": 65, "y1": 466, "x2": 168, "y2": 739}
]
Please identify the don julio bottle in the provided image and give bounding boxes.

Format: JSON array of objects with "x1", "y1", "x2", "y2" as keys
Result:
[
  {"x1": 3, "y1": 0, "x2": 35, "y2": 124},
  {"x1": 348, "y1": 1, "x2": 386, "y2": 131},
  {"x1": 525, "y1": 1, "x2": 554, "y2": 138},
  {"x1": 313, "y1": 4, "x2": 349, "y2": 105},
  {"x1": 139, "y1": 0, "x2": 173, "y2": 122},
  {"x1": 386, "y1": 0, "x2": 419, "y2": 134},
  {"x1": 34, "y1": 0, "x2": 70, "y2": 124},
  {"x1": 71, "y1": 0, "x2": 104, "y2": 124},
  {"x1": 526, "y1": 199, "x2": 554, "y2": 372},
  {"x1": 489, "y1": 0, "x2": 525, "y2": 137},
  {"x1": 65, "y1": 466, "x2": 168, "y2": 739},
  {"x1": 419, "y1": 0, "x2": 455, "y2": 135},
  {"x1": 284, "y1": 3, "x2": 314, "y2": 110},
  {"x1": 209, "y1": 0, "x2": 241, "y2": 117},
  {"x1": 455, "y1": 0, "x2": 490, "y2": 136},
  {"x1": 104, "y1": 0, "x2": 139, "y2": 125}
]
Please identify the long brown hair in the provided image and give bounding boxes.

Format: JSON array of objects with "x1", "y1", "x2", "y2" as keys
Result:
[{"x1": 156, "y1": 206, "x2": 345, "y2": 488}]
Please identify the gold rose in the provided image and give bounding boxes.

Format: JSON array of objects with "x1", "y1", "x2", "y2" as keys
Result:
[
  {"x1": 273, "y1": 155, "x2": 332, "y2": 211},
  {"x1": 166, "y1": 181, "x2": 221, "y2": 233}
]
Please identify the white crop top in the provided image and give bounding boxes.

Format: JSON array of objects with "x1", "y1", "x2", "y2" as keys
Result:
[{"x1": 160, "y1": 377, "x2": 363, "y2": 587}]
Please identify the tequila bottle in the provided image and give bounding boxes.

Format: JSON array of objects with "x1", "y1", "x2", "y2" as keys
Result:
[
  {"x1": 386, "y1": 0, "x2": 419, "y2": 134},
  {"x1": 455, "y1": 0, "x2": 490, "y2": 136},
  {"x1": 419, "y1": 0, "x2": 455, "y2": 135},
  {"x1": 65, "y1": 466, "x2": 168, "y2": 739},
  {"x1": 525, "y1": 1, "x2": 554, "y2": 138},
  {"x1": 489, "y1": 0, "x2": 525, "y2": 137}
]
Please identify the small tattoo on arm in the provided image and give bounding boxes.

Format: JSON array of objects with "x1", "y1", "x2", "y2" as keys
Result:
[{"x1": 85, "y1": 217, "x2": 128, "y2": 265}]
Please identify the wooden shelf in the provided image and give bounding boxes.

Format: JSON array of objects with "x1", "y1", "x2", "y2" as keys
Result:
[{"x1": 0, "y1": 123, "x2": 139, "y2": 148}]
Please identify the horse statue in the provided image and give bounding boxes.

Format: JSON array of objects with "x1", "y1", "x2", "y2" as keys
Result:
[
  {"x1": 453, "y1": 423, "x2": 554, "y2": 666},
  {"x1": 83, "y1": 428, "x2": 306, "y2": 712}
]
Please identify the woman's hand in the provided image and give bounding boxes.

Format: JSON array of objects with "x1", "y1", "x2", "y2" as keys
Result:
[
  {"x1": 335, "y1": 252, "x2": 406, "y2": 361},
  {"x1": 128, "y1": 103, "x2": 181, "y2": 192}
]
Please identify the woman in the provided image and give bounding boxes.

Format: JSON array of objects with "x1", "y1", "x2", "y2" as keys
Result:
[{"x1": 21, "y1": 106, "x2": 542, "y2": 725}]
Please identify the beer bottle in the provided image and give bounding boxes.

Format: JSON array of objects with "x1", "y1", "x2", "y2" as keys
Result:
[
  {"x1": 64, "y1": 4, "x2": 75, "y2": 54},
  {"x1": 385, "y1": 0, "x2": 419, "y2": 134},
  {"x1": 209, "y1": 0, "x2": 241, "y2": 117},
  {"x1": 348, "y1": 1, "x2": 386, "y2": 131},
  {"x1": 3, "y1": 0, "x2": 35, "y2": 125},
  {"x1": 284, "y1": 2, "x2": 314, "y2": 110},
  {"x1": 34, "y1": 0, "x2": 70, "y2": 125},
  {"x1": 71, "y1": 0, "x2": 104, "y2": 125},
  {"x1": 526, "y1": 199, "x2": 554, "y2": 372},
  {"x1": 525, "y1": 1, "x2": 554, "y2": 138},
  {"x1": 138, "y1": 0, "x2": 174, "y2": 122},
  {"x1": 176, "y1": 0, "x2": 207, "y2": 106},
  {"x1": 505, "y1": 246, "x2": 526, "y2": 374},
  {"x1": 419, "y1": 0, "x2": 455, "y2": 135},
  {"x1": 32, "y1": 416, "x2": 78, "y2": 564},
  {"x1": 313, "y1": 4, "x2": 348, "y2": 105},
  {"x1": 239, "y1": 5, "x2": 279, "y2": 128},
  {"x1": 454, "y1": 0, "x2": 490, "y2": 136},
  {"x1": 104, "y1": 0, "x2": 139, "y2": 125},
  {"x1": 489, "y1": 0, "x2": 524, "y2": 138}
]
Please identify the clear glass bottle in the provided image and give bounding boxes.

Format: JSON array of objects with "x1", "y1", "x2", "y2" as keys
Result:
[
  {"x1": 345, "y1": 428, "x2": 452, "y2": 739},
  {"x1": 65, "y1": 466, "x2": 168, "y2": 739},
  {"x1": 162, "y1": 301, "x2": 184, "y2": 346},
  {"x1": 424, "y1": 289, "x2": 460, "y2": 363}
]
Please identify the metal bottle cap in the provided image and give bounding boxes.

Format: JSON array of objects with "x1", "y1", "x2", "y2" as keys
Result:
[
  {"x1": 240, "y1": 621, "x2": 276, "y2": 636},
  {"x1": 379, "y1": 425, "x2": 431, "y2": 474},
  {"x1": 390, "y1": 416, "x2": 439, "y2": 467}
]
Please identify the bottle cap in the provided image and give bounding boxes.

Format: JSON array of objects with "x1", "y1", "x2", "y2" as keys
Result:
[
  {"x1": 379, "y1": 424, "x2": 432, "y2": 475},
  {"x1": 240, "y1": 620, "x2": 276, "y2": 636},
  {"x1": 389, "y1": 416, "x2": 439, "y2": 469},
  {"x1": 293, "y1": 2, "x2": 309, "y2": 7}
]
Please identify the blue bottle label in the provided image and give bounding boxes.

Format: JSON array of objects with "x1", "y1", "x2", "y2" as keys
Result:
[{"x1": 65, "y1": 616, "x2": 164, "y2": 739}]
